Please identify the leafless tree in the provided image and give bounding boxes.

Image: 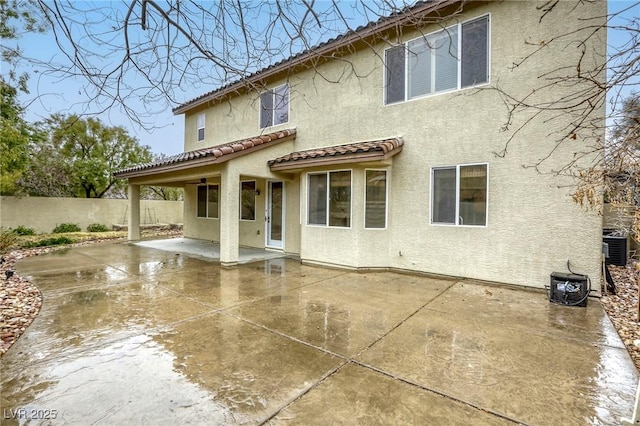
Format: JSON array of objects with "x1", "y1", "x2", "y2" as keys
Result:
[
  {"x1": 495, "y1": 0, "x2": 640, "y2": 244},
  {"x1": 5, "y1": 0, "x2": 640, "y2": 240},
  {"x1": 11, "y1": 1, "x2": 474, "y2": 123}
]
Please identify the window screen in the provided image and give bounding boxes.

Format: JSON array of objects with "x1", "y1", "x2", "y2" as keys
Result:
[
  {"x1": 197, "y1": 185, "x2": 207, "y2": 218},
  {"x1": 432, "y1": 168, "x2": 457, "y2": 224},
  {"x1": 197, "y1": 113, "x2": 205, "y2": 141},
  {"x1": 385, "y1": 45, "x2": 406, "y2": 104},
  {"x1": 461, "y1": 16, "x2": 489, "y2": 88},
  {"x1": 329, "y1": 171, "x2": 351, "y2": 227},
  {"x1": 365, "y1": 170, "x2": 387, "y2": 228},
  {"x1": 241, "y1": 181, "x2": 256, "y2": 220},
  {"x1": 308, "y1": 174, "x2": 327, "y2": 225},
  {"x1": 274, "y1": 85, "x2": 289, "y2": 125},
  {"x1": 260, "y1": 91, "x2": 273, "y2": 128}
]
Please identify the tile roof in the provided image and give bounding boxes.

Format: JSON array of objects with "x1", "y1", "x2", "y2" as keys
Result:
[
  {"x1": 268, "y1": 137, "x2": 403, "y2": 171},
  {"x1": 172, "y1": 0, "x2": 461, "y2": 114},
  {"x1": 115, "y1": 129, "x2": 296, "y2": 178}
]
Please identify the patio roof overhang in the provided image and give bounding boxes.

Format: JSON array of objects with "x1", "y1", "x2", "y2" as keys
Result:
[
  {"x1": 267, "y1": 137, "x2": 403, "y2": 171},
  {"x1": 115, "y1": 129, "x2": 297, "y2": 179}
]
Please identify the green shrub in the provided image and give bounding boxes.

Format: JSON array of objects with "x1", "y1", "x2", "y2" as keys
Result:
[
  {"x1": 12, "y1": 225, "x2": 36, "y2": 236},
  {"x1": 23, "y1": 236, "x2": 73, "y2": 248},
  {"x1": 87, "y1": 223, "x2": 110, "y2": 233},
  {"x1": 52, "y1": 223, "x2": 81, "y2": 233},
  {"x1": 0, "y1": 228, "x2": 18, "y2": 253}
]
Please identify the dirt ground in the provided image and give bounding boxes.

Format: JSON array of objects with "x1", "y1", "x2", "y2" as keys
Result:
[{"x1": 602, "y1": 260, "x2": 640, "y2": 370}]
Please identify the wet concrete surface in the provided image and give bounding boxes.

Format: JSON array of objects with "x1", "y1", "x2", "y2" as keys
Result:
[{"x1": 1, "y1": 241, "x2": 638, "y2": 425}]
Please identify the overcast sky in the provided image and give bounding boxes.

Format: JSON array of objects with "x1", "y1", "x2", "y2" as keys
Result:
[{"x1": 9, "y1": 1, "x2": 638, "y2": 157}]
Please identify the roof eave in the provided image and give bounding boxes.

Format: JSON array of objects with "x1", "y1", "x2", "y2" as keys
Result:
[
  {"x1": 268, "y1": 145, "x2": 403, "y2": 171},
  {"x1": 115, "y1": 131, "x2": 296, "y2": 179},
  {"x1": 172, "y1": 0, "x2": 462, "y2": 115}
]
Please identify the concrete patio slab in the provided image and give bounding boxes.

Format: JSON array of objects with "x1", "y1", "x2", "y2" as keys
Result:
[
  {"x1": 228, "y1": 272, "x2": 456, "y2": 357},
  {"x1": 269, "y1": 363, "x2": 512, "y2": 425},
  {"x1": 357, "y1": 293, "x2": 638, "y2": 425},
  {"x1": 1, "y1": 240, "x2": 638, "y2": 425},
  {"x1": 154, "y1": 259, "x2": 347, "y2": 309}
]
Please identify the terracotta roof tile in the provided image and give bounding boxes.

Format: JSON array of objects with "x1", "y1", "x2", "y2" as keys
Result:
[
  {"x1": 268, "y1": 137, "x2": 403, "y2": 170},
  {"x1": 172, "y1": 0, "x2": 460, "y2": 114},
  {"x1": 115, "y1": 129, "x2": 296, "y2": 178}
]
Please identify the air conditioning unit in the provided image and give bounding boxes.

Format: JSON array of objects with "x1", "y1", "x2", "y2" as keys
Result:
[
  {"x1": 603, "y1": 234, "x2": 628, "y2": 266},
  {"x1": 548, "y1": 272, "x2": 590, "y2": 307}
]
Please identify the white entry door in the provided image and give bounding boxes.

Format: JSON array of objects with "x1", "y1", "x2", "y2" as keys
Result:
[{"x1": 266, "y1": 181, "x2": 284, "y2": 249}]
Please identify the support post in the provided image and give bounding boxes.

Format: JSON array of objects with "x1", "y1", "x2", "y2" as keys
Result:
[
  {"x1": 128, "y1": 184, "x2": 141, "y2": 241},
  {"x1": 219, "y1": 166, "x2": 239, "y2": 266}
]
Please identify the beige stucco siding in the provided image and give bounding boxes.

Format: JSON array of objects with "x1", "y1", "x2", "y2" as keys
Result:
[
  {"x1": 178, "y1": 139, "x2": 300, "y2": 253},
  {"x1": 183, "y1": 176, "x2": 221, "y2": 242},
  {"x1": 177, "y1": 0, "x2": 605, "y2": 288}
]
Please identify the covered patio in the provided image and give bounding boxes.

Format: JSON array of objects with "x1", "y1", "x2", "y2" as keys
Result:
[{"x1": 115, "y1": 129, "x2": 298, "y2": 267}]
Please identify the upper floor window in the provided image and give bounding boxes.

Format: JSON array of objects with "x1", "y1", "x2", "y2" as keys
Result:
[
  {"x1": 260, "y1": 84, "x2": 289, "y2": 128},
  {"x1": 197, "y1": 113, "x2": 205, "y2": 141},
  {"x1": 431, "y1": 163, "x2": 487, "y2": 226},
  {"x1": 385, "y1": 15, "x2": 489, "y2": 104}
]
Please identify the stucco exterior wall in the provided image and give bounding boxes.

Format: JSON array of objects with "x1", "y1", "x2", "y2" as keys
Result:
[
  {"x1": 0, "y1": 196, "x2": 183, "y2": 233},
  {"x1": 183, "y1": 176, "x2": 221, "y2": 241},
  {"x1": 177, "y1": 140, "x2": 301, "y2": 254},
  {"x1": 176, "y1": 0, "x2": 605, "y2": 288}
]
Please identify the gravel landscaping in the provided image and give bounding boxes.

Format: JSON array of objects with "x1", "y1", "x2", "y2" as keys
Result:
[
  {"x1": 602, "y1": 261, "x2": 640, "y2": 370},
  {"x1": 0, "y1": 248, "x2": 44, "y2": 354}
]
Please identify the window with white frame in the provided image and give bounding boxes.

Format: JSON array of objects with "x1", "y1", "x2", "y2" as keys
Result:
[
  {"x1": 431, "y1": 164, "x2": 487, "y2": 226},
  {"x1": 197, "y1": 184, "x2": 219, "y2": 219},
  {"x1": 240, "y1": 181, "x2": 256, "y2": 221},
  {"x1": 385, "y1": 15, "x2": 489, "y2": 104},
  {"x1": 260, "y1": 84, "x2": 289, "y2": 128},
  {"x1": 365, "y1": 170, "x2": 387, "y2": 229},
  {"x1": 308, "y1": 171, "x2": 351, "y2": 227},
  {"x1": 197, "y1": 113, "x2": 205, "y2": 141}
]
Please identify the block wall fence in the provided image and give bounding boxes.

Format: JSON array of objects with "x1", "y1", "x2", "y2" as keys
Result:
[{"x1": 0, "y1": 196, "x2": 183, "y2": 233}]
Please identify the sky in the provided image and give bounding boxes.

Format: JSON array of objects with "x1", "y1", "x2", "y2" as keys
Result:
[{"x1": 5, "y1": 1, "x2": 639, "y2": 157}]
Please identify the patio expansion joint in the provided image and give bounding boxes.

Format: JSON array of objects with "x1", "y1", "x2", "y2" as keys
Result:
[
  {"x1": 228, "y1": 279, "x2": 527, "y2": 425},
  {"x1": 210, "y1": 271, "x2": 353, "y2": 312},
  {"x1": 348, "y1": 358, "x2": 528, "y2": 425},
  {"x1": 258, "y1": 362, "x2": 351, "y2": 425},
  {"x1": 215, "y1": 309, "x2": 355, "y2": 424},
  {"x1": 341, "y1": 279, "x2": 527, "y2": 425}
]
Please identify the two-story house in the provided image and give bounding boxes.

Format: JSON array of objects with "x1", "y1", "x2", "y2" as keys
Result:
[{"x1": 116, "y1": 0, "x2": 606, "y2": 289}]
